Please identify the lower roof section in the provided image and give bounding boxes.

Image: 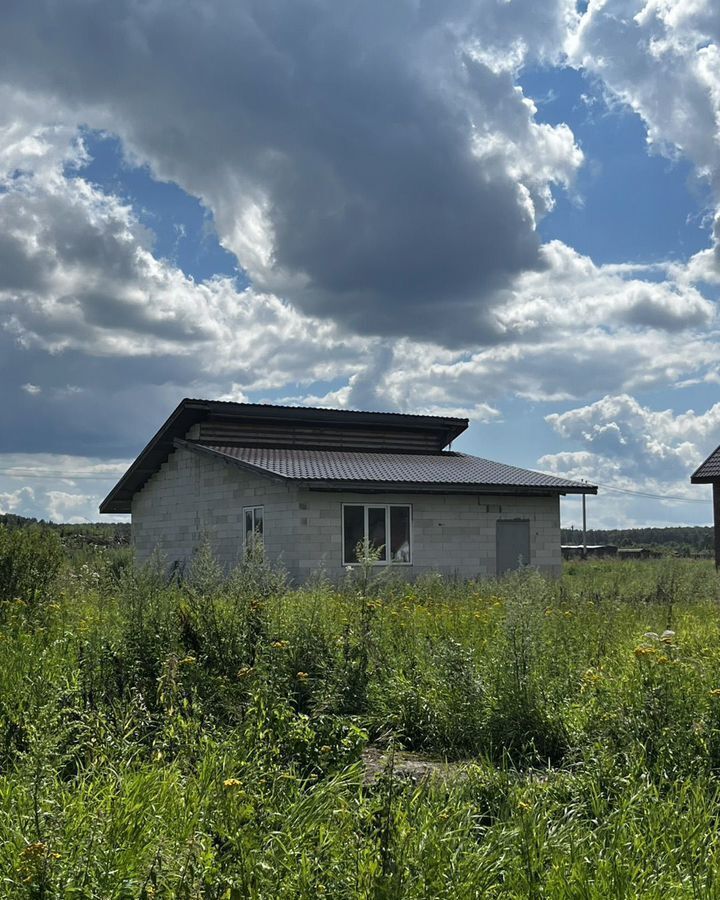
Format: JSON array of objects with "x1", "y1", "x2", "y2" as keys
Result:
[{"x1": 177, "y1": 441, "x2": 597, "y2": 498}]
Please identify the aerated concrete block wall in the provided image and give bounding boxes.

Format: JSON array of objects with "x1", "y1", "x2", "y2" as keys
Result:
[
  {"x1": 131, "y1": 447, "x2": 562, "y2": 582},
  {"x1": 294, "y1": 490, "x2": 562, "y2": 582},
  {"x1": 131, "y1": 446, "x2": 302, "y2": 578}
]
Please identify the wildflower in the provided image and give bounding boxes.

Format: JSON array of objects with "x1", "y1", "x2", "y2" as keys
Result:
[
  {"x1": 271, "y1": 640, "x2": 289, "y2": 650},
  {"x1": 657, "y1": 655, "x2": 669, "y2": 665},
  {"x1": 517, "y1": 800, "x2": 532, "y2": 812},
  {"x1": 474, "y1": 612, "x2": 483, "y2": 619},
  {"x1": 660, "y1": 630, "x2": 676, "y2": 643},
  {"x1": 710, "y1": 689, "x2": 720, "y2": 698},
  {"x1": 320, "y1": 745, "x2": 332, "y2": 753},
  {"x1": 223, "y1": 778, "x2": 242, "y2": 789},
  {"x1": 564, "y1": 610, "x2": 573, "y2": 618},
  {"x1": 237, "y1": 666, "x2": 254, "y2": 679},
  {"x1": 22, "y1": 842, "x2": 47, "y2": 859},
  {"x1": 634, "y1": 646, "x2": 655, "y2": 658},
  {"x1": 179, "y1": 655, "x2": 196, "y2": 666},
  {"x1": 296, "y1": 671, "x2": 309, "y2": 681}
]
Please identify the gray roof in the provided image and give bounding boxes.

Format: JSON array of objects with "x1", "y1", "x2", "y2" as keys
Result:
[
  {"x1": 179, "y1": 442, "x2": 596, "y2": 494},
  {"x1": 100, "y1": 398, "x2": 468, "y2": 513},
  {"x1": 691, "y1": 446, "x2": 720, "y2": 483}
]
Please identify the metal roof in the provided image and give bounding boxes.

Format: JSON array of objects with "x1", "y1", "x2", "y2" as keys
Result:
[
  {"x1": 179, "y1": 441, "x2": 597, "y2": 495},
  {"x1": 99, "y1": 398, "x2": 468, "y2": 513},
  {"x1": 691, "y1": 445, "x2": 720, "y2": 483}
]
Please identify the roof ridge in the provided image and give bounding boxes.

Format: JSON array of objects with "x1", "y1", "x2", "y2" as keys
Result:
[{"x1": 184, "y1": 397, "x2": 468, "y2": 423}]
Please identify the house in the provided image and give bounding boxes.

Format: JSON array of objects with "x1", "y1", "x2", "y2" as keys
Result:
[
  {"x1": 100, "y1": 399, "x2": 597, "y2": 582},
  {"x1": 690, "y1": 446, "x2": 720, "y2": 568}
]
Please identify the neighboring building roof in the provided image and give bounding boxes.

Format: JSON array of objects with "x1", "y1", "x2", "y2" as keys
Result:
[
  {"x1": 176, "y1": 441, "x2": 597, "y2": 496},
  {"x1": 100, "y1": 398, "x2": 469, "y2": 513},
  {"x1": 691, "y1": 445, "x2": 720, "y2": 483}
]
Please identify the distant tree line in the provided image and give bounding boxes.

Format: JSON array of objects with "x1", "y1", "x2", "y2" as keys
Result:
[
  {"x1": 0, "y1": 513, "x2": 130, "y2": 547},
  {"x1": 561, "y1": 525, "x2": 714, "y2": 557}
]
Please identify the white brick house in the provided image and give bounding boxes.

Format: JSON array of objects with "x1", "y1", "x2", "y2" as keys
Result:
[{"x1": 101, "y1": 399, "x2": 596, "y2": 582}]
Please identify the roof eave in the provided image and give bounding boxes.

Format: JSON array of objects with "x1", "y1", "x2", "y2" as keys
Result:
[
  {"x1": 691, "y1": 475, "x2": 717, "y2": 484},
  {"x1": 301, "y1": 480, "x2": 597, "y2": 495}
]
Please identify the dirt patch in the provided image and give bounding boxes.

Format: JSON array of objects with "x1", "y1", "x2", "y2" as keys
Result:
[{"x1": 361, "y1": 745, "x2": 468, "y2": 785}]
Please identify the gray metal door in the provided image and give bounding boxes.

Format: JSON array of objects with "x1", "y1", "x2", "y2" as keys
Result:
[{"x1": 496, "y1": 520, "x2": 530, "y2": 575}]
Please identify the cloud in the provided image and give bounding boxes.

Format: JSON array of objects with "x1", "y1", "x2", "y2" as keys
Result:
[
  {"x1": 540, "y1": 392, "x2": 720, "y2": 527},
  {"x1": 0, "y1": 454, "x2": 132, "y2": 522},
  {"x1": 0, "y1": 0, "x2": 589, "y2": 346},
  {"x1": 0, "y1": 486, "x2": 35, "y2": 515},
  {"x1": 569, "y1": 0, "x2": 720, "y2": 265},
  {"x1": 543, "y1": 391, "x2": 720, "y2": 486}
]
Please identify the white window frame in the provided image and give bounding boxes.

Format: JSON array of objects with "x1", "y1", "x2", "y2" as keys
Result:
[
  {"x1": 243, "y1": 505, "x2": 264, "y2": 552},
  {"x1": 341, "y1": 503, "x2": 413, "y2": 566}
]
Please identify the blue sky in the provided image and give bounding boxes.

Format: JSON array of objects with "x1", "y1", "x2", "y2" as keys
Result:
[{"x1": 1, "y1": 0, "x2": 719, "y2": 528}]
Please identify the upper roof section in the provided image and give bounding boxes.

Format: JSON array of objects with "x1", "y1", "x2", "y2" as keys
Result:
[
  {"x1": 691, "y1": 445, "x2": 720, "y2": 483},
  {"x1": 100, "y1": 398, "x2": 469, "y2": 513},
  {"x1": 177, "y1": 443, "x2": 597, "y2": 495}
]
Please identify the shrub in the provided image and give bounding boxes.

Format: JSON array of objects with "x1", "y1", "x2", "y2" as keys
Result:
[{"x1": 0, "y1": 525, "x2": 63, "y2": 607}]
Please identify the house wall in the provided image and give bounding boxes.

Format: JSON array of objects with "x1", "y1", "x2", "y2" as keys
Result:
[
  {"x1": 131, "y1": 445, "x2": 302, "y2": 578},
  {"x1": 131, "y1": 446, "x2": 562, "y2": 581},
  {"x1": 294, "y1": 489, "x2": 562, "y2": 582}
]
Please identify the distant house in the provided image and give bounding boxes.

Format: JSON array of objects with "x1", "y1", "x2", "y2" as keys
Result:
[
  {"x1": 562, "y1": 544, "x2": 618, "y2": 560},
  {"x1": 691, "y1": 446, "x2": 720, "y2": 567},
  {"x1": 100, "y1": 399, "x2": 597, "y2": 582}
]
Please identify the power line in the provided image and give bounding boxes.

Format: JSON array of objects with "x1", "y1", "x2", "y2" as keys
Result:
[{"x1": 590, "y1": 481, "x2": 708, "y2": 504}]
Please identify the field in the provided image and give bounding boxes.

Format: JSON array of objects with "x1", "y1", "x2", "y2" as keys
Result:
[{"x1": 3, "y1": 531, "x2": 720, "y2": 897}]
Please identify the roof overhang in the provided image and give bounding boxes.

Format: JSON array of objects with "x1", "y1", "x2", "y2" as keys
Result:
[{"x1": 99, "y1": 399, "x2": 470, "y2": 514}]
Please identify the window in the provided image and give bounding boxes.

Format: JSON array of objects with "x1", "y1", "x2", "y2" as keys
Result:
[
  {"x1": 243, "y1": 505, "x2": 264, "y2": 551},
  {"x1": 342, "y1": 504, "x2": 412, "y2": 565}
]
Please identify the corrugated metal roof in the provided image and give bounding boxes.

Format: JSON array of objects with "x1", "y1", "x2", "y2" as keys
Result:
[
  {"x1": 185, "y1": 443, "x2": 596, "y2": 493},
  {"x1": 184, "y1": 398, "x2": 468, "y2": 423},
  {"x1": 691, "y1": 445, "x2": 720, "y2": 483},
  {"x1": 99, "y1": 398, "x2": 469, "y2": 513}
]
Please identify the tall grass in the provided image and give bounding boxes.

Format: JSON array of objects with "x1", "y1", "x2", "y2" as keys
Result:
[{"x1": 2, "y1": 548, "x2": 720, "y2": 895}]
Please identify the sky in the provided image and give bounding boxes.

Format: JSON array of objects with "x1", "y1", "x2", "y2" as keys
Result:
[{"x1": 1, "y1": 0, "x2": 720, "y2": 529}]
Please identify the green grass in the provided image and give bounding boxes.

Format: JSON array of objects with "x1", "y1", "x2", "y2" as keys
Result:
[{"x1": 3, "y1": 545, "x2": 720, "y2": 896}]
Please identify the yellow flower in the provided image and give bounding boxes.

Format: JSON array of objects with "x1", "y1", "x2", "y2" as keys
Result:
[
  {"x1": 237, "y1": 666, "x2": 254, "y2": 679},
  {"x1": 474, "y1": 612, "x2": 483, "y2": 619},
  {"x1": 223, "y1": 778, "x2": 242, "y2": 789},
  {"x1": 517, "y1": 801, "x2": 532, "y2": 812},
  {"x1": 271, "y1": 640, "x2": 289, "y2": 650},
  {"x1": 22, "y1": 842, "x2": 47, "y2": 859},
  {"x1": 179, "y1": 655, "x2": 196, "y2": 666},
  {"x1": 564, "y1": 610, "x2": 573, "y2": 618},
  {"x1": 320, "y1": 745, "x2": 332, "y2": 753},
  {"x1": 709, "y1": 689, "x2": 720, "y2": 698},
  {"x1": 634, "y1": 646, "x2": 655, "y2": 658},
  {"x1": 296, "y1": 671, "x2": 309, "y2": 681}
]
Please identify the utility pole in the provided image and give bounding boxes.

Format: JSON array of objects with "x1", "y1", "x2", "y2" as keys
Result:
[{"x1": 582, "y1": 482, "x2": 587, "y2": 559}]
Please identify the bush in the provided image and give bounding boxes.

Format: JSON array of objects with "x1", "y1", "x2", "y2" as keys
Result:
[{"x1": 0, "y1": 525, "x2": 63, "y2": 607}]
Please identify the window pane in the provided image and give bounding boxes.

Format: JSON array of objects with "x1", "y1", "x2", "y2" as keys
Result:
[
  {"x1": 343, "y1": 506, "x2": 364, "y2": 563},
  {"x1": 244, "y1": 509, "x2": 253, "y2": 544},
  {"x1": 367, "y1": 507, "x2": 387, "y2": 560},
  {"x1": 390, "y1": 507, "x2": 410, "y2": 562},
  {"x1": 254, "y1": 506, "x2": 263, "y2": 535}
]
